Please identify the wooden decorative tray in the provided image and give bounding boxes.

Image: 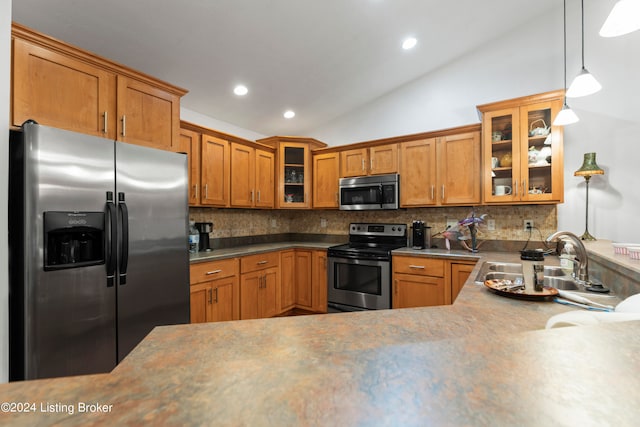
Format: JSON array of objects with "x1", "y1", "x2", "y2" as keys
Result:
[{"x1": 484, "y1": 279, "x2": 558, "y2": 301}]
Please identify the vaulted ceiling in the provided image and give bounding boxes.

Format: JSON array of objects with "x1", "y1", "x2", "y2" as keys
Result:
[{"x1": 12, "y1": 0, "x2": 559, "y2": 136}]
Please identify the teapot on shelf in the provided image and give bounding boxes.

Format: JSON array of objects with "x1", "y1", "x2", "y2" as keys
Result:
[{"x1": 528, "y1": 119, "x2": 550, "y2": 137}]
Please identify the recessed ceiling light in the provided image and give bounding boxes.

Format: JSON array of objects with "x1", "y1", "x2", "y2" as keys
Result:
[
  {"x1": 233, "y1": 85, "x2": 248, "y2": 96},
  {"x1": 283, "y1": 110, "x2": 295, "y2": 119},
  {"x1": 402, "y1": 37, "x2": 417, "y2": 50}
]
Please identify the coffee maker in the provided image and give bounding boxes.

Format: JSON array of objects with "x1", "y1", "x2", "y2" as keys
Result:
[
  {"x1": 411, "y1": 220, "x2": 431, "y2": 249},
  {"x1": 194, "y1": 222, "x2": 213, "y2": 252}
]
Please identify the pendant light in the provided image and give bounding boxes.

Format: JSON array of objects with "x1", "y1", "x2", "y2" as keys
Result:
[
  {"x1": 566, "y1": 0, "x2": 602, "y2": 97},
  {"x1": 600, "y1": 0, "x2": 640, "y2": 37},
  {"x1": 554, "y1": 0, "x2": 580, "y2": 126}
]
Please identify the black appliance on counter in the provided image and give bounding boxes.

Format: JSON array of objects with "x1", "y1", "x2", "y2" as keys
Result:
[
  {"x1": 195, "y1": 222, "x2": 213, "y2": 251},
  {"x1": 327, "y1": 223, "x2": 407, "y2": 312},
  {"x1": 411, "y1": 220, "x2": 431, "y2": 249}
]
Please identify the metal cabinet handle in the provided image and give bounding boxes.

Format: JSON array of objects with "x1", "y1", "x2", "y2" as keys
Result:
[
  {"x1": 194, "y1": 184, "x2": 199, "y2": 200},
  {"x1": 441, "y1": 185, "x2": 445, "y2": 201},
  {"x1": 208, "y1": 288, "x2": 212, "y2": 305},
  {"x1": 409, "y1": 265, "x2": 425, "y2": 269},
  {"x1": 103, "y1": 111, "x2": 108, "y2": 134},
  {"x1": 361, "y1": 159, "x2": 365, "y2": 172},
  {"x1": 431, "y1": 185, "x2": 435, "y2": 200},
  {"x1": 257, "y1": 260, "x2": 268, "y2": 265},
  {"x1": 214, "y1": 287, "x2": 218, "y2": 303},
  {"x1": 514, "y1": 180, "x2": 518, "y2": 197},
  {"x1": 204, "y1": 184, "x2": 209, "y2": 199},
  {"x1": 251, "y1": 190, "x2": 254, "y2": 202},
  {"x1": 370, "y1": 157, "x2": 374, "y2": 171},
  {"x1": 522, "y1": 179, "x2": 527, "y2": 197},
  {"x1": 206, "y1": 269, "x2": 222, "y2": 275},
  {"x1": 121, "y1": 115, "x2": 126, "y2": 137},
  {"x1": 257, "y1": 190, "x2": 261, "y2": 202}
]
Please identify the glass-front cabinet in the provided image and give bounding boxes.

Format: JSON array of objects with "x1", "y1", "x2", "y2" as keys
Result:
[
  {"x1": 257, "y1": 137, "x2": 328, "y2": 209},
  {"x1": 478, "y1": 91, "x2": 564, "y2": 204}
]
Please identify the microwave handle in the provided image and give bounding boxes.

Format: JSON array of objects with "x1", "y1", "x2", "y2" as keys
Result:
[{"x1": 379, "y1": 184, "x2": 384, "y2": 208}]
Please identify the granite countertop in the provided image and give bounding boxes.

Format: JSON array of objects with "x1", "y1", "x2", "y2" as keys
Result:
[
  {"x1": 189, "y1": 241, "x2": 339, "y2": 263},
  {"x1": 2, "y1": 244, "x2": 638, "y2": 425}
]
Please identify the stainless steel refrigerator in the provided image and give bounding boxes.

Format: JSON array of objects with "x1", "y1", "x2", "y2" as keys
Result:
[{"x1": 9, "y1": 122, "x2": 190, "y2": 381}]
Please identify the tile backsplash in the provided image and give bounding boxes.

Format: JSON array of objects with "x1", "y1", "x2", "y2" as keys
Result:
[{"x1": 189, "y1": 205, "x2": 556, "y2": 242}]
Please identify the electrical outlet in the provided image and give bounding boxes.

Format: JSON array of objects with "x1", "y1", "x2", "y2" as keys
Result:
[
  {"x1": 320, "y1": 218, "x2": 327, "y2": 228},
  {"x1": 524, "y1": 220, "x2": 534, "y2": 231},
  {"x1": 271, "y1": 219, "x2": 277, "y2": 228},
  {"x1": 487, "y1": 219, "x2": 496, "y2": 231}
]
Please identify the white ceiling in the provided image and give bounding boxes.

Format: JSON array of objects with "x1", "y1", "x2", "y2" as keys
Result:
[{"x1": 12, "y1": 0, "x2": 560, "y2": 137}]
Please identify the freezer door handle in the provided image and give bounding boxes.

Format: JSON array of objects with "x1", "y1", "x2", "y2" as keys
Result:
[
  {"x1": 118, "y1": 192, "x2": 130, "y2": 285},
  {"x1": 106, "y1": 192, "x2": 117, "y2": 287}
]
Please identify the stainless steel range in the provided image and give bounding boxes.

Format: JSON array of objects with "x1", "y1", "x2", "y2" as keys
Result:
[{"x1": 327, "y1": 223, "x2": 407, "y2": 312}]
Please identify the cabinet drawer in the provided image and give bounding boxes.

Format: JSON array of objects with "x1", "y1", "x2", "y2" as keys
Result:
[
  {"x1": 190, "y1": 258, "x2": 239, "y2": 285},
  {"x1": 241, "y1": 251, "x2": 280, "y2": 274},
  {"x1": 393, "y1": 256, "x2": 445, "y2": 277}
]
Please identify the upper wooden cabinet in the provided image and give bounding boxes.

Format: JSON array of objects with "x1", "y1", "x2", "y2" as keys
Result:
[
  {"x1": 258, "y1": 137, "x2": 328, "y2": 209},
  {"x1": 11, "y1": 23, "x2": 187, "y2": 150},
  {"x1": 201, "y1": 135, "x2": 231, "y2": 207},
  {"x1": 230, "y1": 142, "x2": 275, "y2": 208},
  {"x1": 178, "y1": 128, "x2": 200, "y2": 206},
  {"x1": 399, "y1": 129, "x2": 481, "y2": 207},
  {"x1": 477, "y1": 91, "x2": 564, "y2": 204},
  {"x1": 313, "y1": 152, "x2": 340, "y2": 209},
  {"x1": 116, "y1": 76, "x2": 181, "y2": 151},
  {"x1": 340, "y1": 143, "x2": 398, "y2": 177}
]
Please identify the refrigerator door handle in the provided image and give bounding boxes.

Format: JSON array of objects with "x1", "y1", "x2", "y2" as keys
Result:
[
  {"x1": 118, "y1": 192, "x2": 130, "y2": 285},
  {"x1": 106, "y1": 192, "x2": 117, "y2": 287}
]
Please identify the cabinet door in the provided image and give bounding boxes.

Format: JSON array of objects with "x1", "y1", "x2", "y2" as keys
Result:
[
  {"x1": 202, "y1": 135, "x2": 230, "y2": 207},
  {"x1": 438, "y1": 132, "x2": 481, "y2": 205},
  {"x1": 369, "y1": 144, "x2": 398, "y2": 175},
  {"x1": 12, "y1": 38, "x2": 117, "y2": 139},
  {"x1": 393, "y1": 273, "x2": 445, "y2": 308},
  {"x1": 179, "y1": 129, "x2": 201, "y2": 206},
  {"x1": 260, "y1": 268, "x2": 279, "y2": 318},
  {"x1": 295, "y1": 250, "x2": 313, "y2": 309},
  {"x1": 519, "y1": 100, "x2": 563, "y2": 203},
  {"x1": 313, "y1": 152, "x2": 340, "y2": 208},
  {"x1": 311, "y1": 250, "x2": 328, "y2": 313},
  {"x1": 340, "y1": 148, "x2": 368, "y2": 177},
  {"x1": 399, "y1": 139, "x2": 437, "y2": 207},
  {"x1": 255, "y1": 149, "x2": 275, "y2": 208},
  {"x1": 190, "y1": 283, "x2": 212, "y2": 324},
  {"x1": 230, "y1": 143, "x2": 256, "y2": 207},
  {"x1": 211, "y1": 277, "x2": 236, "y2": 322},
  {"x1": 279, "y1": 143, "x2": 311, "y2": 208},
  {"x1": 450, "y1": 262, "x2": 476, "y2": 303},
  {"x1": 280, "y1": 250, "x2": 296, "y2": 312},
  {"x1": 240, "y1": 271, "x2": 261, "y2": 320},
  {"x1": 116, "y1": 76, "x2": 180, "y2": 151},
  {"x1": 483, "y1": 107, "x2": 521, "y2": 203}
]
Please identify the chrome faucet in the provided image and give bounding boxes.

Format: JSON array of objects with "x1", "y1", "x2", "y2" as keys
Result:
[{"x1": 545, "y1": 231, "x2": 589, "y2": 283}]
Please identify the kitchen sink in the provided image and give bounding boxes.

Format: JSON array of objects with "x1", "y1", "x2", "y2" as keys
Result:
[{"x1": 486, "y1": 262, "x2": 523, "y2": 273}]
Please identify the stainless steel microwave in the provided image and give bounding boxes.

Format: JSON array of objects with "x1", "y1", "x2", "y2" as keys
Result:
[{"x1": 339, "y1": 174, "x2": 399, "y2": 210}]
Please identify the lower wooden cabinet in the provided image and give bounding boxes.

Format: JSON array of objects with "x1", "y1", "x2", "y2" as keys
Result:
[
  {"x1": 451, "y1": 261, "x2": 477, "y2": 303},
  {"x1": 189, "y1": 258, "x2": 239, "y2": 324},
  {"x1": 240, "y1": 267, "x2": 279, "y2": 319},
  {"x1": 281, "y1": 249, "x2": 327, "y2": 314},
  {"x1": 392, "y1": 256, "x2": 477, "y2": 308}
]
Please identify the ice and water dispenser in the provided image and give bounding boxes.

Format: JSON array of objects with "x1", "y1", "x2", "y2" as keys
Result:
[{"x1": 43, "y1": 211, "x2": 105, "y2": 270}]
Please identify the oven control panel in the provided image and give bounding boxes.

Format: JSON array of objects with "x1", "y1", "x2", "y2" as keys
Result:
[{"x1": 349, "y1": 223, "x2": 406, "y2": 237}]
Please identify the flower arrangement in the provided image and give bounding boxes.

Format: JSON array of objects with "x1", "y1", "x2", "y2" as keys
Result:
[{"x1": 438, "y1": 210, "x2": 488, "y2": 252}]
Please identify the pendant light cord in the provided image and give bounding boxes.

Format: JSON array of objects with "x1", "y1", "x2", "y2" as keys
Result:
[
  {"x1": 563, "y1": 0, "x2": 567, "y2": 92},
  {"x1": 581, "y1": 0, "x2": 585, "y2": 68}
]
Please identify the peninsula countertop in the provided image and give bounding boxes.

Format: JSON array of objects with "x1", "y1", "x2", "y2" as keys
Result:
[{"x1": 2, "y1": 245, "x2": 638, "y2": 426}]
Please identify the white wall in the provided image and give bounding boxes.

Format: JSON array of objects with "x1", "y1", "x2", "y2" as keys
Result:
[
  {"x1": 306, "y1": 2, "x2": 640, "y2": 243},
  {"x1": 181, "y1": 107, "x2": 267, "y2": 141},
  {"x1": 1, "y1": 0, "x2": 12, "y2": 383}
]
